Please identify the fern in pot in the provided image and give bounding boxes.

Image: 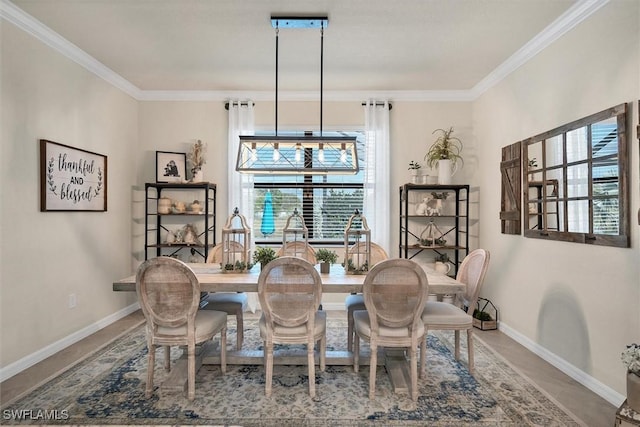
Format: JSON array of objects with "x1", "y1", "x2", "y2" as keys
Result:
[{"x1": 424, "y1": 127, "x2": 463, "y2": 185}]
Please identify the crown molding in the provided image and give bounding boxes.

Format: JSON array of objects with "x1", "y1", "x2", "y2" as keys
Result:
[
  {"x1": 1, "y1": 0, "x2": 142, "y2": 99},
  {"x1": 2, "y1": 0, "x2": 608, "y2": 103},
  {"x1": 470, "y1": 0, "x2": 609, "y2": 98}
]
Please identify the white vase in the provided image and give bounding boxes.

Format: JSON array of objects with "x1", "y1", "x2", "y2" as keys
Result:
[
  {"x1": 192, "y1": 169, "x2": 204, "y2": 183},
  {"x1": 410, "y1": 169, "x2": 420, "y2": 184},
  {"x1": 628, "y1": 371, "x2": 640, "y2": 413},
  {"x1": 437, "y1": 159, "x2": 455, "y2": 185}
]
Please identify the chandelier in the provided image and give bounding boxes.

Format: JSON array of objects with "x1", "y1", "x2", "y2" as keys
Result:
[{"x1": 236, "y1": 16, "x2": 359, "y2": 175}]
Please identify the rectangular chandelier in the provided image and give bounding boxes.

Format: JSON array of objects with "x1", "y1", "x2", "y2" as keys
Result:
[{"x1": 236, "y1": 135, "x2": 359, "y2": 175}]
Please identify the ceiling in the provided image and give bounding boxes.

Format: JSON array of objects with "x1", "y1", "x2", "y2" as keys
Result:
[{"x1": 5, "y1": 0, "x2": 604, "y2": 100}]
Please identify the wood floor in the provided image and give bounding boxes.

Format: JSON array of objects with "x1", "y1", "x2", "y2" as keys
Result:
[{"x1": 0, "y1": 310, "x2": 617, "y2": 426}]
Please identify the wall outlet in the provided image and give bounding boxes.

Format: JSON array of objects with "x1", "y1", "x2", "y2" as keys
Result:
[{"x1": 68, "y1": 293, "x2": 77, "y2": 309}]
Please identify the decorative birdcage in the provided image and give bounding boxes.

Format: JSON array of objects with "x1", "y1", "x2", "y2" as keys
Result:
[
  {"x1": 221, "y1": 207, "x2": 252, "y2": 273},
  {"x1": 344, "y1": 209, "x2": 371, "y2": 274}
]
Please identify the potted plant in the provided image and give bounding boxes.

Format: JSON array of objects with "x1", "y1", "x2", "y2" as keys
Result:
[
  {"x1": 424, "y1": 127, "x2": 463, "y2": 185},
  {"x1": 345, "y1": 258, "x2": 369, "y2": 274},
  {"x1": 621, "y1": 343, "x2": 640, "y2": 412},
  {"x1": 472, "y1": 297, "x2": 498, "y2": 330},
  {"x1": 253, "y1": 246, "x2": 278, "y2": 270},
  {"x1": 408, "y1": 161, "x2": 422, "y2": 183},
  {"x1": 430, "y1": 191, "x2": 449, "y2": 215},
  {"x1": 316, "y1": 248, "x2": 338, "y2": 274},
  {"x1": 188, "y1": 139, "x2": 207, "y2": 182},
  {"x1": 222, "y1": 259, "x2": 253, "y2": 273},
  {"x1": 435, "y1": 253, "x2": 449, "y2": 263}
]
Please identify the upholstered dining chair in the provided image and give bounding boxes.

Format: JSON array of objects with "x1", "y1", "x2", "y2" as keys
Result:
[
  {"x1": 420, "y1": 248, "x2": 490, "y2": 377},
  {"x1": 257, "y1": 256, "x2": 326, "y2": 398},
  {"x1": 353, "y1": 258, "x2": 428, "y2": 401},
  {"x1": 136, "y1": 257, "x2": 227, "y2": 401},
  {"x1": 345, "y1": 242, "x2": 389, "y2": 352},
  {"x1": 276, "y1": 241, "x2": 317, "y2": 264},
  {"x1": 203, "y1": 242, "x2": 249, "y2": 350}
]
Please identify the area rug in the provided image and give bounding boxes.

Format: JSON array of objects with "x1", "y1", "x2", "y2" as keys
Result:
[{"x1": 2, "y1": 317, "x2": 584, "y2": 426}]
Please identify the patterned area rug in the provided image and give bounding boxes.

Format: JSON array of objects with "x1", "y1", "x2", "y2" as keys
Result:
[{"x1": 2, "y1": 317, "x2": 584, "y2": 426}]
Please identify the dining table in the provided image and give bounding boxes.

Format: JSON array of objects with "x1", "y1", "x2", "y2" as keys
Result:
[
  {"x1": 113, "y1": 262, "x2": 465, "y2": 295},
  {"x1": 112, "y1": 262, "x2": 467, "y2": 395}
]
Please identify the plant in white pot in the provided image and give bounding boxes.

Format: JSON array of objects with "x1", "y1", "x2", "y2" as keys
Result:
[
  {"x1": 408, "y1": 161, "x2": 422, "y2": 184},
  {"x1": 424, "y1": 127, "x2": 463, "y2": 185},
  {"x1": 622, "y1": 343, "x2": 640, "y2": 412}
]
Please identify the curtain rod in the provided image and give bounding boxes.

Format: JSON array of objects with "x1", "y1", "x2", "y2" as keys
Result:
[
  {"x1": 361, "y1": 102, "x2": 392, "y2": 110},
  {"x1": 225, "y1": 101, "x2": 392, "y2": 110},
  {"x1": 224, "y1": 101, "x2": 255, "y2": 110}
]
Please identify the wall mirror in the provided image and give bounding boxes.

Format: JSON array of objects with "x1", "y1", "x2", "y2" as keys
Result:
[{"x1": 522, "y1": 103, "x2": 629, "y2": 247}]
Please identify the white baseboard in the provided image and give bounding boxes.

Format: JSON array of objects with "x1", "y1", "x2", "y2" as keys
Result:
[
  {"x1": 0, "y1": 303, "x2": 140, "y2": 383},
  {"x1": 499, "y1": 321, "x2": 625, "y2": 407}
]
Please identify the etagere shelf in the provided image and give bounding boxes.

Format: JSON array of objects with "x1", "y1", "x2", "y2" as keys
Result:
[
  {"x1": 144, "y1": 182, "x2": 217, "y2": 261},
  {"x1": 526, "y1": 179, "x2": 559, "y2": 231},
  {"x1": 399, "y1": 183, "x2": 469, "y2": 276}
]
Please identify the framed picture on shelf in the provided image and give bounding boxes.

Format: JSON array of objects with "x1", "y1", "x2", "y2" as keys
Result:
[{"x1": 156, "y1": 151, "x2": 186, "y2": 183}]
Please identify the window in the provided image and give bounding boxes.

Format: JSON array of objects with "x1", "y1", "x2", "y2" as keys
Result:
[
  {"x1": 253, "y1": 131, "x2": 366, "y2": 244},
  {"x1": 523, "y1": 103, "x2": 629, "y2": 247}
]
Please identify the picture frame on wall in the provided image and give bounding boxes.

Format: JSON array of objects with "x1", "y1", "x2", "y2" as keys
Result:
[
  {"x1": 39, "y1": 139, "x2": 108, "y2": 212},
  {"x1": 156, "y1": 151, "x2": 186, "y2": 183}
]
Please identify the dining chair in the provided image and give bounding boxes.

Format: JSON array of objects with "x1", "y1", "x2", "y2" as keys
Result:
[
  {"x1": 136, "y1": 257, "x2": 227, "y2": 400},
  {"x1": 257, "y1": 256, "x2": 326, "y2": 398},
  {"x1": 353, "y1": 258, "x2": 428, "y2": 401},
  {"x1": 420, "y1": 248, "x2": 490, "y2": 377},
  {"x1": 345, "y1": 242, "x2": 389, "y2": 352},
  {"x1": 276, "y1": 241, "x2": 317, "y2": 264},
  {"x1": 203, "y1": 242, "x2": 249, "y2": 350}
]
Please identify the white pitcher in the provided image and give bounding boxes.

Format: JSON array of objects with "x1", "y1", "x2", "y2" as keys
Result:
[
  {"x1": 437, "y1": 159, "x2": 458, "y2": 185},
  {"x1": 434, "y1": 261, "x2": 451, "y2": 275}
]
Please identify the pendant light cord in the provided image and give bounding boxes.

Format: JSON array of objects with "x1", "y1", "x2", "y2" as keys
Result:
[
  {"x1": 273, "y1": 18, "x2": 326, "y2": 138},
  {"x1": 320, "y1": 24, "x2": 324, "y2": 136},
  {"x1": 275, "y1": 24, "x2": 279, "y2": 136}
]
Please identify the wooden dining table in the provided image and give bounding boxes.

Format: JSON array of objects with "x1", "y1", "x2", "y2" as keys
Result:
[
  {"x1": 112, "y1": 262, "x2": 466, "y2": 395},
  {"x1": 113, "y1": 262, "x2": 466, "y2": 295}
]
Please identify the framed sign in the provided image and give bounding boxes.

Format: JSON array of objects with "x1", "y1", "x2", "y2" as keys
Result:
[
  {"x1": 40, "y1": 139, "x2": 107, "y2": 212},
  {"x1": 156, "y1": 151, "x2": 186, "y2": 183}
]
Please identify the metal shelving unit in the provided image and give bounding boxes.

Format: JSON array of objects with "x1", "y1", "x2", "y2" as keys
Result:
[
  {"x1": 144, "y1": 182, "x2": 216, "y2": 261},
  {"x1": 399, "y1": 184, "x2": 469, "y2": 276}
]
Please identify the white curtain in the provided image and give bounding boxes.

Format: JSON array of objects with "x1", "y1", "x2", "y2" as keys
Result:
[
  {"x1": 363, "y1": 100, "x2": 391, "y2": 254},
  {"x1": 227, "y1": 101, "x2": 258, "y2": 311}
]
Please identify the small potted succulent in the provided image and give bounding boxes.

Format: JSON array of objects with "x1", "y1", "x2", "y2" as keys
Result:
[
  {"x1": 408, "y1": 161, "x2": 422, "y2": 183},
  {"x1": 622, "y1": 343, "x2": 640, "y2": 412},
  {"x1": 316, "y1": 248, "x2": 338, "y2": 274},
  {"x1": 253, "y1": 246, "x2": 278, "y2": 270}
]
